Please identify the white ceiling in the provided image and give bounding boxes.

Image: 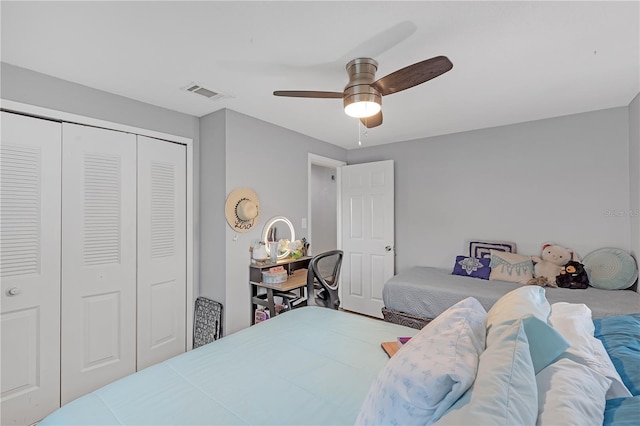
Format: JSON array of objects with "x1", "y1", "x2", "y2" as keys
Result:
[{"x1": 2, "y1": 1, "x2": 638, "y2": 149}]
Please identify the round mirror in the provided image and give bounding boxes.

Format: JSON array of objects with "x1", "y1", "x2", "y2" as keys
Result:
[{"x1": 262, "y1": 216, "x2": 295, "y2": 259}]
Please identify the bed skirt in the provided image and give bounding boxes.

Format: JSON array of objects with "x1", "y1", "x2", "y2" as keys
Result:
[{"x1": 381, "y1": 307, "x2": 432, "y2": 330}]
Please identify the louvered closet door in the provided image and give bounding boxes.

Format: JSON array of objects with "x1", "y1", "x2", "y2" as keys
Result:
[
  {"x1": 61, "y1": 123, "x2": 137, "y2": 404},
  {"x1": 137, "y1": 136, "x2": 186, "y2": 370},
  {"x1": 1, "y1": 112, "x2": 62, "y2": 425}
]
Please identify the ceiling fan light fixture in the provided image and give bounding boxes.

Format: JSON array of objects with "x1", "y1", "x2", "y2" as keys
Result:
[
  {"x1": 344, "y1": 100, "x2": 381, "y2": 118},
  {"x1": 344, "y1": 90, "x2": 382, "y2": 118}
]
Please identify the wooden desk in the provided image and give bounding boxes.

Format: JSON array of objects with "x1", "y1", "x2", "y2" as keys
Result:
[{"x1": 249, "y1": 256, "x2": 311, "y2": 325}]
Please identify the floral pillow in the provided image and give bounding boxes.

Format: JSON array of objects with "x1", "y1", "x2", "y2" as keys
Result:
[
  {"x1": 489, "y1": 250, "x2": 534, "y2": 284},
  {"x1": 452, "y1": 256, "x2": 491, "y2": 280}
]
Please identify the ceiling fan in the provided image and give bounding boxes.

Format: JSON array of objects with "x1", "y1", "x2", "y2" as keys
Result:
[{"x1": 273, "y1": 56, "x2": 453, "y2": 128}]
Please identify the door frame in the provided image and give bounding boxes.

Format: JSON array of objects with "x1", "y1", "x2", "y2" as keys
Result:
[
  {"x1": 307, "y1": 153, "x2": 346, "y2": 256},
  {"x1": 0, "y1": 99, "x2": 196, "y2": 350}
]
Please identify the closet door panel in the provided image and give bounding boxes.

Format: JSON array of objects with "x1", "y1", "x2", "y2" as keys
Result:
[
  {"x1": 137, "y1": 136, "x2": 186, "y2": 370},
  {"x1": 61, "y1": 123, "x2": 136, "y2": 404},
  {"x1": 0, "y1": 112, "x2": 62, "y2": 425}
]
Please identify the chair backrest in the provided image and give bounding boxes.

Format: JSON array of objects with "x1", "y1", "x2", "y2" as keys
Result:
[{"x1": 307, "y1": 250, "x2": 343, "y2": 309}]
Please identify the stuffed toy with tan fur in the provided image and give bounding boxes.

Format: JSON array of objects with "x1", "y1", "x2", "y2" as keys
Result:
[
  {"x1": 532, "y1": 243, "x2": 577, "y2": 285},
  {"x1": 527, "y1": 276, "x2": 558, "y2": 288}
]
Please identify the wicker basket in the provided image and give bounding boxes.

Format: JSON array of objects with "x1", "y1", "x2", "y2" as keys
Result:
[
  {"x1": 262, "y1": 270, "x2": 288, "y2": 284},
  {"x1": 381, "y1": 307, "x2": 432, "y2": 330}
]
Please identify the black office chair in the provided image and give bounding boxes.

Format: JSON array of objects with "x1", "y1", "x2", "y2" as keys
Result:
[{"x1": 307, "y1": 250, "x2": 343, "y2": 310}]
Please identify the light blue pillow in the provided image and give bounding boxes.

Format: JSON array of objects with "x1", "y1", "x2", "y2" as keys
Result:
[
  {"x1": 434, "y1": 317, "x2": 538, "y2": 426},
  {"x1": 486, "y1": 287, "x2": 568, "y2": 373},
  {"x1": 355, "y1": 297, "x2": 487, "y2": 426},
  {"x1": 486, "y1": 286, "x2": 550, "y2": 346},
  {"x1": 521, "y1": 315, "x2": 570, "y2": 374}
]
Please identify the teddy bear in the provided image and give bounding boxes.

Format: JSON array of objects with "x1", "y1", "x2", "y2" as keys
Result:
[
  {"x1": 556, "y1": 261, "x2": 590, "y2": 289},
  {"x1": 532, "y1": 243, "x2": 577, "y2": 285}
]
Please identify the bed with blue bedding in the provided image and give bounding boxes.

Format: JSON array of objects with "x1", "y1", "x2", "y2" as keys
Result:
[
  {"x1": 40, "y1": 302, "x2": 640, "y2": 426},
  {"x1": 40, "y1": 307, "x2": 418, "y2": 425}
]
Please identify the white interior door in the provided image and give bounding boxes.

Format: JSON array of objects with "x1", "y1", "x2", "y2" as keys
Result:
[
  {"x1": 137, "y1": 136, "x2": 186, "y2": 370},
  {"x1": 340, "y1": 160, "x2": 394, "y2": 318},
  {"x1": 61, "y1": 123, "x2": 137, "y2": 404},
  {"x1": 1, "y1": 112, "x2": 62, "y2": 425}
]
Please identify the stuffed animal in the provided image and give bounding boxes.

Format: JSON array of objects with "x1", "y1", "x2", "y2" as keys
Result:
[
  {"x1": 527, "y1": 276, "x2": 558, "y2": 288},
  {"x1": 532, "y1": 243, "x2": 577, "y2": 284},
  {"x1": 556, "y1": 261, "x2": 590, "y2": 289}
]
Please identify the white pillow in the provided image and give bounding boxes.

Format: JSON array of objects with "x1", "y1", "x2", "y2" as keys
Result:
[
  {"x1": 355, "y1": 297, "x2": 487, "y2": 426},
  {"x1": 549, "y1": 302, "x2": 632, "y2": 399},
  {"x1": 486, "y1": 286, "x2": 551, "y2": 346},
  {"x1": 489, "y1": 250, "x2": 535, "y2": 284},
  {"x1": 435, "y1": 317, "x2": 538, "y2": 426},
  {"x1": 536, "y1": 358, "x2": 611, "y2": 426}
]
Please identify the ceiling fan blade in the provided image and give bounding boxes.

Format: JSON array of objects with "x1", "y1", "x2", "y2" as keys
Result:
[
  {"x1": 372, "y1": 56, "x2": 453, "y2": 96},
  {"x1": 273, "y1": 90, "x2": 343, "y2": 99},
  {"x1": 360, "y1": 111, "x2": 383, "y2": 128}
]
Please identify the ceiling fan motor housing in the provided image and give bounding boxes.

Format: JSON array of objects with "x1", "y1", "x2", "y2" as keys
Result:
[{"x1": 343, "y1": 58, "x2": 382, "y2": 110}]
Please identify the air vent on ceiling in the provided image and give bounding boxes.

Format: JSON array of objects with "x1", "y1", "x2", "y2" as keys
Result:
[{"x1": 182, "y1": 83, "x2": 225, "y2": 101}]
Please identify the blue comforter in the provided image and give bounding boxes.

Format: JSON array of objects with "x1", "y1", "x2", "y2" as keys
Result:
[
  {"x1": 40, "y1": 307, "x2": 417, "y2": 425},
  {"x1": 596, "y1": 313, "x2": 640, "y2": 426}
]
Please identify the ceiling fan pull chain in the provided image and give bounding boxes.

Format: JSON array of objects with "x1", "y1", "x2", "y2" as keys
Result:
[{"x1": 358, "y1": 120, "x2": 362, "y2": 146}]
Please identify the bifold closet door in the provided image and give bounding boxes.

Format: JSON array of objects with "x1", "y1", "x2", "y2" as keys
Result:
[
  {"x1": 1, "y1": 112, "x2": 62, "y2": 425},
  {"x1": 137, "y1": 136, "x2": 186, "y2": 370},
  {"x1": 61, "y1": 123, "x2": 137, "y2": 404}
]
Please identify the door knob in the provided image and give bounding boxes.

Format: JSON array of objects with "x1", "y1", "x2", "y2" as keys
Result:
[
  {"x1": 385, "y1": 246, "x2": 393, "y2": 252},
  {"x1": 7, "y1": 287, "x2": 21, "y2": 296}
]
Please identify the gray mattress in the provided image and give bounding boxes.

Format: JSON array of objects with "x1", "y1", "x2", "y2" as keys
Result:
[{"x1": 383, "y1": 266, "x2": 640, "y2": 319}]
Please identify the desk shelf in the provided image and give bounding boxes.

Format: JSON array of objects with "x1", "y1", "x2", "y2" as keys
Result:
[{"x1": 249, "y1": 256, "x2": 311, "y2": 325}]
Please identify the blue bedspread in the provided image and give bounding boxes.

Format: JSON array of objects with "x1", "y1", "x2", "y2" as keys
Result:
[
  {"x1": 40, "y1": 307, "x2": 417, "y2": 425},
  {"x1": 595, "y1": 313, "x2": 640, "y2": 426}
]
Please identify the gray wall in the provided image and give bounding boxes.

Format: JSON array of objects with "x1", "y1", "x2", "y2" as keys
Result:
[
  {"x1": 5, "y1": 62, "x2": 637, "y2": 329},
  {"x1": 199, "y1": 110, "x2": 227, "y2": 305},
  {"x1": 1, "y1": 63, "x2": 197, "y2": 140},
  {"x1": 630, "y1": 93, "x2": 640, "y2": 260},
  {"x1": 205, "y1": 110, "x2": 347, "y2": 334},
  {"x1": 348, "y1": 107, "x2": 632, "y2": 273},
  {"x1": 310, "y1": 164, "x2": 338, "y2": 256}
]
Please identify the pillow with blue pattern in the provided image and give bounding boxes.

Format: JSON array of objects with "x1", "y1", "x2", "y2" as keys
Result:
[
  {"x1": 355, "y1": 297, "x2": 487, "y2": 426},
  {"x1": 452, "y1": 255, "x2": 491, "y2": 280},
  {"x1": 489, "y1": 250, "x2": 534, "y2": 284}
]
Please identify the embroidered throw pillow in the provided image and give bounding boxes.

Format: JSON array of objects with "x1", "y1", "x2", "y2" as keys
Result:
[
  {"x1": 452, "y1": 256, "x2": 491, "y2": 280},
  {"x1": 489, "y1": 250, "x2": 534, "y2": 284}
]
